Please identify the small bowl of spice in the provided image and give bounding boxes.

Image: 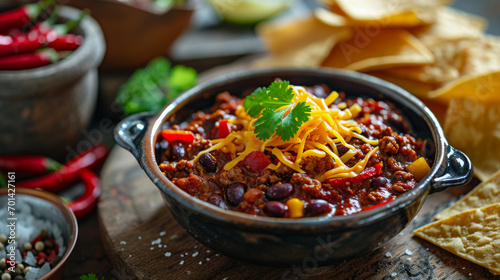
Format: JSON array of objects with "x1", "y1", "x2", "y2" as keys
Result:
[{"x1": 0, "y1": 188, "x2": 78, "y2": 280}]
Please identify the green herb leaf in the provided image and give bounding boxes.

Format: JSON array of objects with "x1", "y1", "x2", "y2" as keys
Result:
[
  {"x1": 243, "y1": 80, "x2": 294, "y2": 118},
  {"x1": 276, "y1": 101, "x2": 311, "y2": 141},
  {"x1": 254, "y1": 107, "x2": 287, "y2": 141},
  {"x1": 80, "y1": 273, "x2": 103, "y2": 280},
  {"x1": 243, "y1": 80, "x2": 311, "y2": 141},
  {"x1": 115, "y1": 57, "x2": 197, "y2": 116}
]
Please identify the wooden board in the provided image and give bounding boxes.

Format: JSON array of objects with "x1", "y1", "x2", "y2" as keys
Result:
[{"x1": 98, "y1": 147, "x2": 497, "y2": 280}]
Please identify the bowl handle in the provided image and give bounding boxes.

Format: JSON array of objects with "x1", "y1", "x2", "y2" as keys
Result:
[
  {"x1": 430, "y1": 146, "x2": 473, "y2": 193},
  {"x1": 114, "y1": 112, "x2": 155, "y2": 161}
]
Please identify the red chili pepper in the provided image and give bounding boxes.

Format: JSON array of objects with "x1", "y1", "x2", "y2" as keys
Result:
[
  {"x1": 161, "y1": 129, "x2": 196, "y2": 143},
  {"x1": 16, "y1": 143, "x2": 109, "y2": 192},
  {"x1": 326, "y1": 162, "x2": 383, "y2": 188},
  {"x1": 47, "y1": 34, "x2": 82, "y2": 51},
  {"x1": 218, "y1": 119, "x2": 231, "y2": 138},
  {"x1": 67, "y1": 169, "x2": 101, "y2": 219},
  {"x1": 0, "y1": 155, "x2": 61, "y2": 175},
  {"x1": 0, "y1": 0, "x2": 57, "y2": 33},
  {"x1": 0, "y1": 48, "x2": 58, "y2": 70},
  {"x1": 241, "y1": 151, "x2": 272, "y2": 174},
  {"x1": 0, "y1": 35, "x2": 45, "y2": 56},
  {"x1": 362, "y1": 196, "x2": 395, "y2": 212}
]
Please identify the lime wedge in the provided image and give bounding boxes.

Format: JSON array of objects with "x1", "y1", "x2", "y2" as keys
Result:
[{"x1": 209, "y1": 0, "x2": 290, "y2": 25}]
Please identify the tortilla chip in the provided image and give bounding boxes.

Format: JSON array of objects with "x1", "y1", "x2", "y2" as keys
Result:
[
  {"x1": 314, "y1": 8, "x2": 349, "y2": 27},
  {"x1": 252, "y1": 37, "x2": 340, "y2": 68},
  {"x1": 428, "y1": 70, "x2": 500, "y2": 103},
  {"x1": 254, "y1": 16, "x2": 352, "y2": 68},
  {"x1": 435, "y1": 170, "x2": 500, "y2": 221},
  {"x1": 459, "y1": 36, "x2": 500, "y2": 76},
  {"x1": 381, "y1": 40, "x2": 474, "y2": 84},
  {"x1": 443, "y1": 98, "x2": 500, "y2": 181},
  {"x1": 410, "y1": 7, "x2": 486, "y2": 47},
  {"x1": 322, "y1": 29, "x2": 434, "y2": 72},
  {"x1": 334, "y1": 0, "x2": 451, "y2": 27},
  {"x1": 256, "y1": 16, "x2": 352, "y2": 54},
  {"x1": 367, "y1": 70, "x2": 440, "y2": 99},
  {"x1": 414, "y1": 203, "x2": 500, "y2": 275}
]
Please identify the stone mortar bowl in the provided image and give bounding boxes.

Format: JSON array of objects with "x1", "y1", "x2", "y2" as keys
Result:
[{"x1": 0, "y1": 6, "x2": 105, "y2": 159}]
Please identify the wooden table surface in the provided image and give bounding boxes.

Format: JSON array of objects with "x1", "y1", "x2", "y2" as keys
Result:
[{"x1": 62, "y1": 146, "x2": 499, "y2": 280}]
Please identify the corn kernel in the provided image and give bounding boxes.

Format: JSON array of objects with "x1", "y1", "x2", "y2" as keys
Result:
[
  {"x1": 406, "y1": 157, "x2": 431, "y2": 181},
  {"x1": 286, "y1": 198, "x2": 304, "y2": 218}
]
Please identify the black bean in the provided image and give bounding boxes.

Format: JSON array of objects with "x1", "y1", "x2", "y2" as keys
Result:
[
  {"x1": 171, "y1": 141, "x2": 185, "y2": 160},
  {"x1": 208, "y1": 195, "x2": 228, "y2": 210},
  {"x1": 306, "y1": 200, "x2": 330, "y2": 216},
  {"x1": 226, "y1": 183, "x2": 245, "y2": 206},
  {"x1": 372, "y1": 177, "x2": 389, "y2": 189},
  {"x1": 266, "y1": 183, "x2": 293, "y2": 201},
  {"x1": 199, "y1": 153, "x2": 217, "y2": 173},
  {"x1": 264, "y1": 201, "x2": 286, "y2": 217}
]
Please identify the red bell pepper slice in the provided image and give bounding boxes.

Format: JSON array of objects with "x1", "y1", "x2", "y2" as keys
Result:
[
  {"x1": 218, "y1": 120, "x2": 231, "y2": 138},
  {"x1": 241, "y1": 151, "x2": 271, "y2": 174},
  {"x1": 326, "y1": 162, "x2": 383, "y2": 188},
  {"x1": 161, "y1": 129, "x2": 195, "y2": 144},
  {"x1": 362, "y1": 196, "x2": 395, "y2": 212}
]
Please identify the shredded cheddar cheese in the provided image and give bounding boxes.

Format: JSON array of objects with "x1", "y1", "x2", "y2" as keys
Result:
[{"x1": 194, "y1": 84, "x2": 380, "y2": 181}]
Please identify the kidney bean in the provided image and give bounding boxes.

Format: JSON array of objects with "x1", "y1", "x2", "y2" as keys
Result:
[
  {"x1": 208, "y1": 195, "x2": 228, "y2": 210},
  {"x1": 266, "y1": 183, "x2": 293, "y2": 201},
  {"x1": 336, "y1": 143, "x2": 349, "y2": 156},
  {"x1": 371, "y1": 177, "x2": 389, "y2": 189},
  {"x1": 306, "y1": 200, "x2": 330, "y2": 216},
  {"x1": 264, "y1": 201, "x2": 286, "y2": 217},
  {"x1": 171, "y1": 141, "x2": 185, "y2": 160},
  {"x1": 243, "y1": 188, "x2": 263, "y2": 204},
  {"x1": 226, "y1": 182, "x2": 245, "y2": 206},
  {"x1": 199, "y1": 153, "x2": 217, "y2": 173}
]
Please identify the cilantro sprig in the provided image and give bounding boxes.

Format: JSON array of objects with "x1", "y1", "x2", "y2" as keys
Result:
[{"x1": 243, "y1": 80, "x2": 311, "y2": 141}]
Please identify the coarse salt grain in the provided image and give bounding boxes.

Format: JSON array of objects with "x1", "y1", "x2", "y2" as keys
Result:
[
  {"x1": 129, "y1": 255, "x2": 132, "y2": 258},
  {"x1": 138, "y1": 236, "x2": 142, "y2": 240},
  {"x1": 165, "y1": 252, "x2": 172, "y2": 257},
  {"x1": 385, "y1": 252, "x2": 392, "y2": 258},
  {"x1": 181, "y1": 254, "x2": 185, "y2": 257},
  {"x1": 179, "y1": 260, "x2": 184, "y2": 265},
  {"x1": 120, "y1": 241, "x2": 126, "y2": 245},
  {"x1": 391, "y1": 272, "x2": 397, "y2": 277},
  {"x1": 158, "y1": 244, "x2": 162, "y2": 248},
  {"x1": 405, "y1": 249, "x2": 413, "y2": 256},
  {"x1": 407, "y1": 257, "x2": 411, "y2": 261},
  {"x1": 206, "y1": 250, "x2": 210, "y2": 253},
  {"x1": 150, "y1": 247, "x2": 154, "y2": 251},
  {"x1": 192, "y1": 252, "x2": 199, "y2": 257},
  {"x1": 159, "y1": 231, "x2": 166, "y2": 237},
  {"x1": 206, "y1": 258, "x2": 210, "y2": 261},
  {"x1": 151, "y1": 238, "x2": 161, "y2": 245},
  {"x1": 199, "y1": 261, "x2": 202, "y2": 265}
]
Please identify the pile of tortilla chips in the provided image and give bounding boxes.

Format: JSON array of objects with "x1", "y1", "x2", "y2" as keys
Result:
[
  {"x1": 255, "y1": 0, "x2": 500, "y2": 182},
  {"x1": 256, "y1": 1, "x2": 500, "y2": 274},
  {"x1": 414, "y1": 170, "x2": 500, "y2": 275}
]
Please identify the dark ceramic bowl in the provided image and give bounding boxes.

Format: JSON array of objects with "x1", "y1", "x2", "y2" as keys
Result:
[{"x1": 114, "y1": 68, "x2": 472, "y2": 266}]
